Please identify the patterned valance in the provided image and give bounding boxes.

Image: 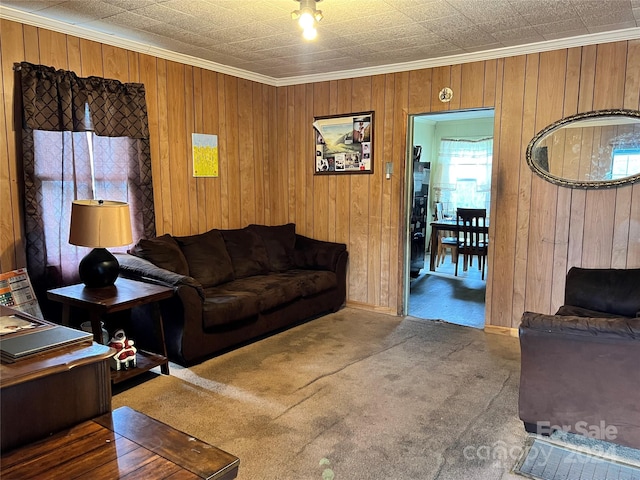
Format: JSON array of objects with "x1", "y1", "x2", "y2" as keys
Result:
[{"x1": 19, "y1": 62, "x2": 149, "y2": 139}]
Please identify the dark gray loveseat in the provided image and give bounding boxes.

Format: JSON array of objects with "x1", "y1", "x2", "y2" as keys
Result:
[
  {"x1": 518, "y1": 267, "x2": 640, "y2": 449},
  {"x1": 116, "y1": 223, "x2": 348, "y2": 366}
]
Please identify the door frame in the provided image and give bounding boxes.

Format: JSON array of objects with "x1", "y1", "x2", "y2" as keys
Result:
[{"x1": 401, "y1": 108, "x2": 496, "y2": 316}]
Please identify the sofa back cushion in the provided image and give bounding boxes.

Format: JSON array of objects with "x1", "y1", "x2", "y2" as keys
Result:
[
  {"x1": 248, "y1": 223, "x2": 296, "y2": 272},
  {"x1": 565, "y1": 267, "x2": 640, "y2": 318},
  {"x1": 175, "y1": 229, "x2": 235, "y2": 287},
  {"x1": 221, "y1": 228, "x2": 270, "y2": 278},
  {"x1": 129, "y1": 234, "x2": 190, "y2": 276}
]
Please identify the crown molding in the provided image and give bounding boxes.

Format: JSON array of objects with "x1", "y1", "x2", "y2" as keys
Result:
[
  {"x1": 277, "y1": 28, "x2": 640, "y2": 86},
  {"x1": 2, "y1": 6, "x2": 639, "y2": 88},
  {"x1": 0, "y1": 6, "x2": 276, "y2": 85}
]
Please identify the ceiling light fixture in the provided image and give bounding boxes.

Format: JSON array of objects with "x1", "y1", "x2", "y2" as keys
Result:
[{"x1": 292, "y1": 0, "x2": 323, "y2": 41}]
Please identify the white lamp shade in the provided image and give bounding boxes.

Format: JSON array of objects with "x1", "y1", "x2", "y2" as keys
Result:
[{"x1": 69, "y1": 200, "x2": 133, "y2": 248}]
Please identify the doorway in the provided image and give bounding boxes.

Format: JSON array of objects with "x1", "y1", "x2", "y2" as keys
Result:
[{"x1": 404, "y1": 109, "x2": 495, "y2": 328}]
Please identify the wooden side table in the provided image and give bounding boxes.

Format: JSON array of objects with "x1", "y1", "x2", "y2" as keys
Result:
[
  {"x1": 47, "y1": 277, "x2": 173, "y2": 384},
  {"x1": 0, "y1": 338, "x2": 113, "y2": 451},
  {"x1": 1, "y1": 406, "x2": 240, "y2": 479}
]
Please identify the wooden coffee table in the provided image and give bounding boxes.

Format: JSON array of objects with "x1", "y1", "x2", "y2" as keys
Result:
[
  {"x1": 47, "y1": 277, "x2": 174, "y2": 384},
  {"x1": 0, "y1": 406, "x2": 240, "y2": 479}
]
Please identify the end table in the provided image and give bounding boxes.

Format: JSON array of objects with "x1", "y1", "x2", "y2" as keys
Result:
[
  {"x1": 47, "y1": 277, "x2": 173, "y2": 384},
  {"x1": 0, "y1": 331, "x2": 113, "y2": 451}
]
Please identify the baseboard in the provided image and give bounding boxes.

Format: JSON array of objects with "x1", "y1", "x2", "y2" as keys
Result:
[
  {"x1": 484, "y1": 325, "x2": 519, "y2": 337},
  {"x1": 344, "y1": 301, "x2": 397, "y2": 316}
]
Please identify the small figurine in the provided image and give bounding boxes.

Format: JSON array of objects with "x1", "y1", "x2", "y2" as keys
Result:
[{"x1": 108, "y1": 328, "x2": 137, "y2": 371}]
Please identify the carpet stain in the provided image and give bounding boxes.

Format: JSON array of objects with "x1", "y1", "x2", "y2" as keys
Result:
[{"x1": 113, "y1": 307, "x2": 525, "y2": 480}]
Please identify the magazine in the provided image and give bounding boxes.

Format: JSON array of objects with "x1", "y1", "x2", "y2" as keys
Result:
[{"x1": 0, "y1": 269, "x2": 43, "y2": 319}]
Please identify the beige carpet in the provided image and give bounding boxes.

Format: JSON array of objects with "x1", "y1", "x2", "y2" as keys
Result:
[{"x1": 113, "y1": 308, "x2": 526, "y2": 480}]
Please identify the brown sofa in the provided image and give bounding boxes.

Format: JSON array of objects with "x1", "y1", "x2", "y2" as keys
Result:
[
  {"x1": 116, "y1": 223, "x2": 348, "y2": 366},
  {"x1": 518, "y1": 267, "x2": 640, "y2": 449}
]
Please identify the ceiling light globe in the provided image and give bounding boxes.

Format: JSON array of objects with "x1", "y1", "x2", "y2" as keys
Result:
[
  {"x1": 302, "y1": 26, "x2": 317, "y2": 40},
  {"x1": 298, "y1": 11, "x2": 315, "y2": 30}
]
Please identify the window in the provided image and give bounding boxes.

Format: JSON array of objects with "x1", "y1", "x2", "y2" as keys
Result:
[
  {"x1": 33, "y1": 131, "x2": 144, "y2": 282},
  {"x1": 431, "y1": 138, "x2": 493, "y2": 216},
  {"x1": 19, "y1": 61, "x2": 155, "y2": 304},
  {"x1": 611, "y1": 149, "x2": 640, "y2": 180}
]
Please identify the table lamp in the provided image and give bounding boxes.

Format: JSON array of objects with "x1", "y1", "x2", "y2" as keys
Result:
[{"x1": 69, "y1": 199, "x2": 133, "y2": 288}]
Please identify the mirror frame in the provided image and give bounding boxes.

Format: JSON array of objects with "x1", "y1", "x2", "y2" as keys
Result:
[{"x1": 526, "y1": 109, "x2": 640, "y2": 189}]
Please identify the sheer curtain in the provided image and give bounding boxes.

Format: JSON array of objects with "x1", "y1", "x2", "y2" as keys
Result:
[
  {"x1": 431, "y1": 137, "x2": 493, "y2": 216},
  {"x1": 19, "y1": 62, "x2": 155, "y2": 305}
]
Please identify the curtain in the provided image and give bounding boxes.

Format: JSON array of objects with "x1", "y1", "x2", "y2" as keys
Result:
[
  {"x1": 431, "y1": 137, "x2": 493, "y2": 216},
  {"x1": 19, "y1": 62, "x2": 155, "y2": 301}
]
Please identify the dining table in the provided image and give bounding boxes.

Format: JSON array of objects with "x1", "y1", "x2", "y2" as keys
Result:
[{"x1": 429, "y1": 219, "x2": 489, "y2": 272}]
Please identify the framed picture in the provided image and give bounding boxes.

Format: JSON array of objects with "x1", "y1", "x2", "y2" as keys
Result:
[
  {"x1": 313, "y1": 112, "x2": 373, "y2": 175},
  {"x1": 192, "y1": 133, "x2": 219, "y2": 177}
]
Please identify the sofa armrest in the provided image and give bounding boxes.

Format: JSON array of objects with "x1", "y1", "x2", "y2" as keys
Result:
[
  {"x1": 520, "y1": 311, "x2": 640, "y2": 341},
  {"x1": 293, "y1": 234, "x2": 348, "y2": 272},
  {"x1": 518, "y1": 310, "x2": 640, "y2": 449},
  {"x1": 115, "y1": 253, "x2": 204, "y2": 299}
]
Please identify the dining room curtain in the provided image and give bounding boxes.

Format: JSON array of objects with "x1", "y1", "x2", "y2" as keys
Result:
[
  {"x1": 430, "y1": 137, "x2": 493, "y2": 216},
  {"x1": 19, "y1": 61, "x2": 155, "y2": 299}
]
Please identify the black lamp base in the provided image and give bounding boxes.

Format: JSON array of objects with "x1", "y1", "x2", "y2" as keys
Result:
[{"x1": 78, "y1": 248, "x2": 120, "y2": 288}]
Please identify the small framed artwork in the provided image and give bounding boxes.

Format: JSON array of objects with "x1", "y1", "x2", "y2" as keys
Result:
[
  {"x1": 192, "y1": 133, "x2": 219, "y2": 177},
  {"x1": 313, "y1": 112, "x2": 373, "y2": 175}
]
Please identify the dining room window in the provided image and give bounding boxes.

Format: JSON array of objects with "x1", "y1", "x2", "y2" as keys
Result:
[
  {"x1": 431, "y1": 137, "x2": 493, "y2": 216},
  {"x1": 611, "y1": 148, "x2": 640, "y2": 180}
]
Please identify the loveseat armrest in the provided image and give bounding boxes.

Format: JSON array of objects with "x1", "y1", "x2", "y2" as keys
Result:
[
  {"x1": 293, "y1": 234, "x2": 348, "y2": 271},
  {"x1": 520, "y1": 311, "x2": 640, "y2": 341},
  {"x1": 518, "y1": 310, "x2": 640, "y2": 449},
  {"x1": 115, "y1": 253, "x2": 204, "y2": 298}
]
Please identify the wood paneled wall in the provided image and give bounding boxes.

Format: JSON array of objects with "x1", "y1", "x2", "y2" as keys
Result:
[
  {"x1": 0, "y1": 19, "x2": 275, "y2": 262},
  {"x1": 2, "y1": 19, "x2": 639, "y2": 328}
]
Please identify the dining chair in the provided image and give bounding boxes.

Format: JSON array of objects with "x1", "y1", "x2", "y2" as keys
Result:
[
  {"x1": 454, "y1": 208, "x2": 488, "y2": 279},
  {"x1": 434, "y1": 202, "x2": 458, "y2": 267}
]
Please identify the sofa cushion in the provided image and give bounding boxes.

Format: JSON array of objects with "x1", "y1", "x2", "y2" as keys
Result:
[
  {"x1": 221, "y1": 228, "x2": 270, "y2": 278},
  {"x1": 129, "y1": 234, "x2": 189, "y2": 276},
  {"x1": 271, "y1": 269, "x2": 338, "y2": 297},
  {"x1": 203, "y1": 269, "x2": 337, "y2": 319},
  {"x1": 565, "y1": 267, "x2": 640, "y2": 318},
  {"x1": 202, "y1": 290, "x2": 261, "y2": 328},
  {"x1": 223, "y1": 274, "x2": 302, "y2": 311},
  {"x1": 175, "y1": 229, "x2": 234, "y2": 287},
  {"x1": 247, "y1": 224, "x2": 296, "y2": 272}
]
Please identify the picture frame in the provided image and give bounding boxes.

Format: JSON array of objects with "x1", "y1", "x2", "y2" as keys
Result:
[
  {"x1": 192, "y1": 133, "x2": 219, "y2": 178},
  {"x1": 313, "y1": 111, "x2": 373, "y2": 175}
]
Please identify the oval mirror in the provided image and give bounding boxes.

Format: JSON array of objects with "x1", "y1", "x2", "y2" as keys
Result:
[{"x1": 526, "y1": 109, "x2": 640, "y2": 188}]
